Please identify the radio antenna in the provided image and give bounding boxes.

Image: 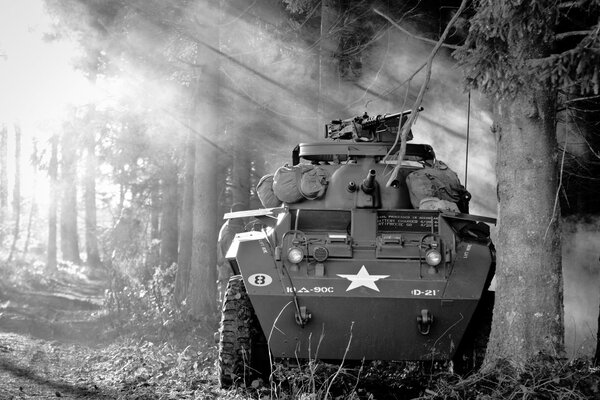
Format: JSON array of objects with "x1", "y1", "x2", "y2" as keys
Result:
[{"x1": 464, "y1": 91, "x2": 471, "y2": 189}]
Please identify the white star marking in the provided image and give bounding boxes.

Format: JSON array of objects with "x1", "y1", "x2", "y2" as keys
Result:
[{"x1": 337, "y1": 265, "x2": 390, "y2": 292}]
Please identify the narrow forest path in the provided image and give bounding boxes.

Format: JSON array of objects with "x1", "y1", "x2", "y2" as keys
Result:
[{"x1": 0, "y1": 265, "x2": 119, "y2": 399}]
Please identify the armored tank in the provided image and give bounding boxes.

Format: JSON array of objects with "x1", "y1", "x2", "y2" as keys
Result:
[{"x1": 217, "y1": 109, "x2": 496, "y2": 388}]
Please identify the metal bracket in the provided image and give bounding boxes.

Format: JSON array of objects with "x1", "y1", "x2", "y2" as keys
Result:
[
  {"x1": 295, "y1": 306, "x2": 311, "y2": 327},
  {"x1": 417, "y1": 309, "x2": 433, "y2": 335}
]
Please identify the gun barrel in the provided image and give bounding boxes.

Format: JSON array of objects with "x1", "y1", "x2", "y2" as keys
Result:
[
  {"x1": 361, "y1": 169, "x2": 377, "y2": 194},
  {"x1": 360, "y1": 107, "x2": 424, "y2": 128}
]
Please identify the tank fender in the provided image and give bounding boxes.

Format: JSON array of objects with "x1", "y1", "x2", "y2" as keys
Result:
[{"x1": 225, "y1": 231, "x2": 287, "y2": 297}]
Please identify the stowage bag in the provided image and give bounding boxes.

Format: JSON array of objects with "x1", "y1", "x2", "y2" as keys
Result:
[
  {"x1": 256, "y1": 174, "x2": 281, "y2": 208},
  {"x1": 273, "y1": 164, "x2": 329, "y2": 203},
  {"x1": 406, "y1": 160, "x2": 465, "y2": 209}
]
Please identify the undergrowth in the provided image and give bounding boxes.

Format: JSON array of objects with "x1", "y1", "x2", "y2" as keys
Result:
[
  {"x1": 419, "y1": 356, "x2": 600, "y2": 400},
  {"x1": 104, "y1": 261, "x2": 214, "y2": 343}
]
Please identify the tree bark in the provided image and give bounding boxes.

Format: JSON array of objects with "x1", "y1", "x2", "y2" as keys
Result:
[
  {"x1": 84, "y1": 128, "x2": 101, "y2": 268},
  {"x1": 160, "y1": 159, "x2": 179, "y2": 267},
  {"x1": 174, "y1": 134, "x2": 195, "y2": 305},
  {"x1": 47, "y1": 135, "x2": 59, "y2": 272},
  {"x1": 60, "y1": 131, "x2": 82, "y2": 264},
  {"x1": 484, "y1": 89, "x2": 564, "y2": 367}
]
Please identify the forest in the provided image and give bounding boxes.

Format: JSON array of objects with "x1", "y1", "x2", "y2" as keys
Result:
[{"x1": 0, "y1": 0, "x2": 600, "y2": 399}]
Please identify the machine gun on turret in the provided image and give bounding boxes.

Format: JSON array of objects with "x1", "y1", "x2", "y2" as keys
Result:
[{"x1": 325, "y1": 107, "x2": 423, "y2": 142}]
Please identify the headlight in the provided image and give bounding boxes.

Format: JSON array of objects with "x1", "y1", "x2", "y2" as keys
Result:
[
  {"x1": 425, "y1": 249, "x2": 442, "y2": 266},
  {"x1": 287, "y1": 247, "x2": 304, "y2": 264}
]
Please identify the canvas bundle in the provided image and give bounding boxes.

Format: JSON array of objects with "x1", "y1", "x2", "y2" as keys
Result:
[
  {"x1": 272, "y1": 164, "x2": 329, "y2": 203},
  {"x1": 406, "y1": 161, "x2": 465, "y2": 209},
  {"x1": 256, "y1": 174, "x2": 281, "y2": 208}
]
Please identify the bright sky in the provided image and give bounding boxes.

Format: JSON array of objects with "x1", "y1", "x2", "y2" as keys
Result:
[
  {"x1": 0, "y1": 0, "x2": 95, "y2": 136},
  {"x1": 0, "y1": 0, "x2": 100, "y2": 207}
]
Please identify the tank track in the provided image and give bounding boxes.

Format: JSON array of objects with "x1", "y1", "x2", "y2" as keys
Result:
[{"x1": 217, "y1": 275, "x2": 268, "y2": 388}]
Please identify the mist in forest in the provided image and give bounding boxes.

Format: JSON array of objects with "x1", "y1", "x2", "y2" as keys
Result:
[{"x1": 0, "y1": 0, "x2": 597, "y2": 356}]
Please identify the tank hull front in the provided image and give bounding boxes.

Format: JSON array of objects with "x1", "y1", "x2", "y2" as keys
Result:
[
  {"x1": 251, "y1": 294, "x2": 476, "y2": 361},
  {"x1": 229, "y1": 229, "x2": 493, "y2": 361}
]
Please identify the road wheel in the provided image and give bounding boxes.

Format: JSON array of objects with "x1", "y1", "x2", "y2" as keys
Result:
[{"x1": 217, "y1": 275, "x2": 269, "y2": 388}]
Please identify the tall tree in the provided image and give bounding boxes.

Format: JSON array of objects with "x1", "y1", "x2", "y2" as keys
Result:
[
  {"x1": 7, "y1": 124, "x2": 22, "y2": 262},
  {"x1": 188, "y1": 11, "x2": 222, "y2": 318},
  {"x1": 0, "y1": 124, "x2": 7, "y2": 211},
  {"x1": 59, "y1": 128, "x2": 82, "y2": 264},
  {"x1": 455, "y1": 0, "x2": 600, "y2": 367},
  {"x1": 84, "y1": 122, "x2": 101, "y2": 268},
  {"x1": 47, "y1": 135, "x2": 59, "y2": 272},
  {"x1": 229, "y1": 131, "x2": 250, "y2": 210},
  {"x1": 175, "y1": 133, "x2": 195, "y2": 305},
  {"x1": 23, "y1": 138, "x2": 41, "y2": 255},
  {"x1": 159, "y1": 157, "x2": 179, "y2": 267}
]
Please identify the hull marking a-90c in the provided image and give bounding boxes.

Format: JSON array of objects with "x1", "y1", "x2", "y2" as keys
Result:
[
  {"x1": 337, "y1": 265, "x2": 390, "y2": 292},
  {"x1": 285, "y1": 286, "x2": 335, "y2": 293}
]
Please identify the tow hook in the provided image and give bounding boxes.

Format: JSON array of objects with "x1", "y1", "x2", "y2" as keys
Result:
[
  {"x1": 417, "y1": 309, "x2": 433, "y2": 335},
  {"x1": 295, "y1": 306, "x2": 311, "y2": 327}
]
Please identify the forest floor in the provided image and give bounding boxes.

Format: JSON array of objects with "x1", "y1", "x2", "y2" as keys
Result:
[
  {"x1": 0, "y1": 261, "x2": 599, "y2": 400},
  {"x1": 0, "y1": 262, "x2": 222, "y2": 400}
]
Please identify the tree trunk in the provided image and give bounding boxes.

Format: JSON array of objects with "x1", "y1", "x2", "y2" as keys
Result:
[
  {"x1": 47, "y1": 135, "x2": 59, "y2": 272},
  {"x1": 187, "y1": 11, "x2": 221, "y2": 319},
  {"x1": 231, "y1": 131, "x2": 250, "y2": 210},
  {"x1": 174, "y1": 134, "x2": 195, "y2": 305},
  {"x1": 484, "y1": 89, "x2": 563, "y2": 367},
  {"x1": 160, "y1": 159, "x2": 179, "y2": 267},
  {"x1": 7, "y1": 125, "x2": 22, "y2": 262},
  {"x1": 23, "y1": 199, "x2": 36, "y2": 256},
  {"x1": 0, "y1": 124, "x2": 7, "y2": 210},
  {"x1": 84, "y1": 128, "x2": 101, "y2": 268},
  {"x1": 60, "y1": 131, "x2": 82, "y2": 264},
  {"x1": 150, "y1": 188, "x2": 160, "y2": 242},
  {"x1": 147, "y1": 184, "x2": 160, "y2": 270},
  {"x1": 595, "y1": 298, "x2": 600, "y2": 366},
  {"x1": 189, "y1": 134, "x2": 219, "y2": 318}
]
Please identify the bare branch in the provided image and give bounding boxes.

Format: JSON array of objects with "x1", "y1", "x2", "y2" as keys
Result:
[
  {"x1": 383, "y1": 0, "x2": 469, "y2": 187},
  {"x1": 555, "y1": 30, "x2": 594, "y2": 40},
  {"x1": 528, "y1": 47, "x2": 600, "y2": 66},
  {"x1": 558, "y1": 0, "x2": 590, "y2": 9},
  {"x1": 373, "y1": 8, "x2": 460, "y2": 50},
  {"x1": 565, "y1": 94, "x2": 600, "y2": 103}
]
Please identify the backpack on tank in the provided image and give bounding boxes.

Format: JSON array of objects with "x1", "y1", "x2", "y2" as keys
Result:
[
  {"x1": 406, "y1": 160, "x2": 467, "y2": 210},
  {"x1": 273, "y1": 164, "x2": 329, "y2": 203}
]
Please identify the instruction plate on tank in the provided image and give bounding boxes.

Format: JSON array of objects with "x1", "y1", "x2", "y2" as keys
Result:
[{"x1": 377, "y1": 211, "x2": 439, "y2": 233}]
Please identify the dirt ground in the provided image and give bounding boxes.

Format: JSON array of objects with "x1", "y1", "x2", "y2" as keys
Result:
[{"x1": 0, "y1": 267, "x2": 151, "y2": 400}]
